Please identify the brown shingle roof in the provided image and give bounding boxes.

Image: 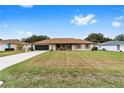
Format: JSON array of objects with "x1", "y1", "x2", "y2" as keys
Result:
[
  {"x1": 34, "y1": 39, "x2": 50, "y2": 45},
  {"x1": 0, "y1": 39, "x2": 29, "y2": 45},
  {"x1": 35, "y1": 38, "x2": 91, "y2": 45}
]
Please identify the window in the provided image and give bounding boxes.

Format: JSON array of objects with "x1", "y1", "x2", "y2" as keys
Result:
[
  {"x1": 85, "y1": 44, "x2": 90, "y2": 49},
  {"x1": 76, "y1": 44, "x2": 81, "y2": 49}
]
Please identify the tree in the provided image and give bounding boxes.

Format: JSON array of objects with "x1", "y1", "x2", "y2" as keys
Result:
[
  {"x1": 103, "y1": 37, "x2": 112, "y2": 42},
  {"x1": 85, "y1": 33, "x2": 112, "y2": 43},
  {"x1": 22, "y1": 35, "x2": 50, "y2": 43},
  {"x1": 114, "y1": 34, "x2": 124, "y2": 41}
]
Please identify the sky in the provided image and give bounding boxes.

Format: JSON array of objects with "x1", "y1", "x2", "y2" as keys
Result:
[{"x1": 0, "y1": 5, "x2": 124, "y2": 40}]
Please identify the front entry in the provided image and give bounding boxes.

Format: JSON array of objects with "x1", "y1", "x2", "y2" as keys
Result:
[{"x1": 56, "y1": 44, "x2": 72, "y2": 51}]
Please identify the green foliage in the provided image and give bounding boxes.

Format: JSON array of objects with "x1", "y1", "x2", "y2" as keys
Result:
[
  {"x1": 114, "y1": 34, "x2": 124, "y2": 41},
  {"x1": 104, "y1": 37, "x2": 112, "y2": 41},
  {"x1": 91, "y1": 46, "x2": 98, "y2": 51},
  {"x1": 85, "y1": 33, "x2": 112, "y2": 43},
  {"x1": 22, "y1": 35, "x2": 50, "y2": 43}
]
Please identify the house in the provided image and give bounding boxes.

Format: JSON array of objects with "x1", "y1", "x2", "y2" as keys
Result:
[
  {"x1": 0, "y1": 39, "x2": 31, "y2": 51},
  {"x1": 34, "y1": 38, "x2": 94, "y2": 51},
  {"x1": 96, "y1": 41, "x2": 124, "y2": 52}
]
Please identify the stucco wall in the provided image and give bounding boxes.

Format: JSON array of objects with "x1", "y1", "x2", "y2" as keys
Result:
[
  {"x1": 0, "y1": 44, "x2": 17, "y2": 51},
  {"x1": 49, "y1": 44, "x2": 56, "y2": 51},
  {"x1": 48, "y1": 44, "x2": 93, "y2": 51},
  {"x1": 0, "y1": 44, "x2": 8, "y2": 51},
  {"x1": 120, "y1": 45, "x2": 124, "y2": 51},
  {"x1": 96, "y1": 45, "x2": 124, "y2": 51},
  {"x1": 101, "y1": 46, "x2": 117, "y2": 51},
  {"x1": 71, "y1": 44, "x2": 76, "y2": 50},
  {"x1": 0, "y1": 44, "x2": 30, "y2": 51},
  {"x1": 11, "y1": 44, "x2": 17, "y2": 50},
  {"x1": 23, "y1": 45, "x2": 31, "y2": 50},
  {"x1": 75, "y1": 44, "x2": 94, "y2": 50},
  {"x1": 90, "y1": 44, "x2": 95, "y2": 49}
]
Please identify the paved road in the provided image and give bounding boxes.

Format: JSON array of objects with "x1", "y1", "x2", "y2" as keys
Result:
[{"x1": 0, "y1": 51, "x2": 47, "y2": 71}]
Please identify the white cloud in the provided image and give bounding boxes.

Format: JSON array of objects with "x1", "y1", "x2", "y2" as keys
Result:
[
  {"x1": 71, "y1": 14, "x2": 97, "y2": 26},
  {"x1": 20, "y1": 5, "x2": 34, "y2": 8},
  {"x1": 115, "y1": 7, "x2": 124, "y2": 12},
  {"x1": 18, "y1": 30, "x2": 24, "y2": 34},
  {"x1": 3, "y1": 23, "x2": 8, "y2": 28},
  {"x1": 90, "y1": 19, "x2": 97, "y2": 24},
  {"x1": 112, "y1": 21, "x2": 121, "y2": 28},
  {"x1": 112, "y1": 15, "x2": 124, "y2": 28},
  {"x1": 17, "y1": 30, "x2": 33, "y2": 37},
  {"x1": 25, "y1": 32, "x2": 33, "y2": 36},
  {"x1": 115, "y1": 16, "x2": 124, "y2": 21}
]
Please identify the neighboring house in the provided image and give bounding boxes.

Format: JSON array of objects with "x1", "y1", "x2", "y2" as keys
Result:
[
  {"x1": 0, "y1": 39, "x2": 31, "y2": 51},
  {"x1": 34, "y1": 38, "x2": 94, "y2": 51},
  {"x1": 96, "y1": 41, "x2": 124, "y2": 52}
]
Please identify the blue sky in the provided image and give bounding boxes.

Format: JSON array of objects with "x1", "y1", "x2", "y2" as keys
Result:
[{"x1": 0, "y1": 5, "x2": 124, "y2": 40}]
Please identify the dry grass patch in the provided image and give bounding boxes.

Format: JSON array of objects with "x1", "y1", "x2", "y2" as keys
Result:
[{"x1": 1, "y1": 51, "x2": 124, "y2": 87}]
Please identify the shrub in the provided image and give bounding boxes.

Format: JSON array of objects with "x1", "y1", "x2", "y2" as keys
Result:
[
  {"x1": 5, "y1": 48, "x2": 14, "y2": 51},
  {"x1": 50, "y1": 49, "x2": 53, "y2": 51},
  {"x1": 29, "y1": 47, "x2": 34, "y2": 51},
  {"x1": 91, "y1": 46, "x2": 98, "y2": 51},
  {"x1": 102, "y1": 48, "x2": 106, "y2": 51}
]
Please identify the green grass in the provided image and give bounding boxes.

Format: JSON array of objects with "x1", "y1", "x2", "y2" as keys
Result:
[
  {"x1": 0, "y1": 50, "x2": 25, "y2": 57},
  {"x1": 1, "y1": 51, "x2": 124, "y2": 88}
]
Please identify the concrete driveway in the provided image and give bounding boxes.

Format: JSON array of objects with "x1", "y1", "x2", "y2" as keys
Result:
[{"x1": 0, "y1": 51, "x2": 47, "y2": 71}]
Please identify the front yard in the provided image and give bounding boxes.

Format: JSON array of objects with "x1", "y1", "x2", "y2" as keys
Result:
[
  {"x1": 0, "y1": 51, "x2": 124, "y2": 87},
  {"x1": 0, "y1": 51, "x2": 25, "y2": 57}
]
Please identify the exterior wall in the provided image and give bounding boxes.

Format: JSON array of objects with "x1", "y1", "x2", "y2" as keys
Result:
[
  {"x1": 48, "y1": 44, "x2": 94, "y2": 51},
  {"x1": 0, "y1": 44, "x2": 8, "y2": 51},
  {"x1": 33, "y1": 44, "x2": 35, "y2": 51},
  {"x1": 0, "y1": 44, "x2": 31, "y2": 51},
  {"x1": 71, "y1": 44, "x2": 76, "y2": 50},
  {"x1": 11, "y1": 44, "x2": 17, "y2": 50},
  {"x1": 120, "y1": 45, "x2": 124, "y2": 51},
  {"x1": 0, "y1": 44, "x2": 17, "y2": 51},
  {"x1": 89, "y1": 44, "x2": 95, "y2": 50},
  {"x1": 82, "y1": 45, "x2": 90, "y2": 50},
  {"x1": 11, "y1": 44, "x2": 31, "y2": 51},
  {"x1": 23, "y1": 45, "x2": 31, "y2": 50},
  {"x1": 33, "y1": 44, "x2": 93, "y2": 51},
  {"x1": 96, "y1": 45, "x2": 118, "y2": 51},
  {"x1": 75, "y1": 44, "x2": 94, "y2": 50},
  {"x1": 49, "y1": 44, "x2": 56, "y2": 51},
  {"x1": 33, "y1": 44, "x2": 94, "y2": 51}
]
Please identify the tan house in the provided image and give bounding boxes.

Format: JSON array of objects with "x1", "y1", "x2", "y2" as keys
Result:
[
  {"x1": 34, "y1": 38, "x2": 93, "y2": 51},
  {"x1": 0, "y1": 39, "x2": 31, "y2": 51}
]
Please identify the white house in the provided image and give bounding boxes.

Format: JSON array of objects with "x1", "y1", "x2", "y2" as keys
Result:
[
  {"x1": 0, "y1": 39, "x2": 31, "y2": 51},
  {"x1": 96, "y1": 41, "x2": 124, "y2": 52}
]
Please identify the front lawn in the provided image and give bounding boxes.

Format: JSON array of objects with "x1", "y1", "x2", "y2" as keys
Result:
[
  {"x1": 0, "y1": 50, "x2": 25, "y2": 57},
  {"x1": 0, "y1": 51, "x2": 124, "y2": 88}
]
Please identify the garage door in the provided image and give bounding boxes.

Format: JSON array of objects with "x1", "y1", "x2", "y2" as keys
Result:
[{"x1": 35, "y1": 45, "x2": 49, "y2": 50}]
